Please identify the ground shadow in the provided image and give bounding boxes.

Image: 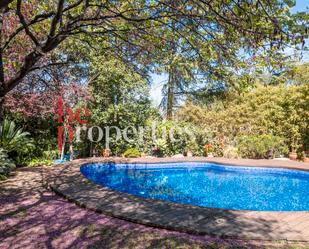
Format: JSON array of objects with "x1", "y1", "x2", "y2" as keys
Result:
[{"x1": 1, "y1": 162, "x2": 308, "y2": 249}]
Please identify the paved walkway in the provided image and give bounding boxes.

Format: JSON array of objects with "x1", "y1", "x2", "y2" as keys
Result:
[
  {"x1": 1, "y1": 165, "x2": 291, "y2": 249},
  {"x1": 49, "y1": 157, "x2": 309, "y2": 242},
  {"x1": 1, "y1": 158, "x2": 309, "y2": 248}
]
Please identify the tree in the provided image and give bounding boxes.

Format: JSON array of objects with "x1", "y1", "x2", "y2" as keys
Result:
[
  {"x1": 88, "y1": 55, "x2": 158, "y2": 155},
  {"x1": 0, "y1": 0, "x2": 166, "y2": 120},
  {"x1": 4, "y1": 59, "x2": 90, "y2": 119},
  {"x1": 0, "y1": 0, "x2": 307, "y2": 121},
  {"x1": 156, "y1": 0, "x2": 308, "y2": 118}
]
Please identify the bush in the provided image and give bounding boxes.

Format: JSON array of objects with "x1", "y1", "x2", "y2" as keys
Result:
[
  {"x1": 237, "y1": 134, "x2": 288, "y2": 159},
  {"x1": 42, "y1": 150, "x2": 59, "y2": 160},
  {"x1": 26, "y1": 158, "x2": 53, "y2": 167},
  {"x1": 186, "y1": 139, "x2": 204, "y2": 156},
  {"x1": 0, "y1": 119, "x2": 34, "y2": 157},
  {"x1": 177, "y1": 84, "x2": 309, "y2": 153},
  {"x1": 123, "y1": 148, "x2": 141, "y2": 158},
  {"x1": 0, "y1": 149, "x2": 15, "y2": 180},
  {"x1": 222, "y1": 146, "x2": 239, "y2": 159},
  {"x1": 146, "y1": 121, "x2": 207, "y2": 157}
]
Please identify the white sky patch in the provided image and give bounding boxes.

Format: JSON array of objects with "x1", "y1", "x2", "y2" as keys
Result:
[{"x1": 150, "y1": 73, "x2": 167, "y2": 107}]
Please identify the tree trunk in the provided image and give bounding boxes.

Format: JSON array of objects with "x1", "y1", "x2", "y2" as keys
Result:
[
  {"x1": 0, "y1": 8, "x2": 7, "y2": 123},
  {"x1": 166, "y1": 68, "x2": 175, "y2": 120},
  {"x1": 0, "y1": 95, "x2": 4, "y2": 122}
]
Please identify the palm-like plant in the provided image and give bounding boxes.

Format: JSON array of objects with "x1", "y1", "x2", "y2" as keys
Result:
[{"x1": 0, "y1": 119, "x2": 34, "y2": 154}]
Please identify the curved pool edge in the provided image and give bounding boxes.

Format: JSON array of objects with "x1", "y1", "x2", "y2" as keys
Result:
[{"x1": 48, "y1": 157, "x2": 309, "y2": 242}]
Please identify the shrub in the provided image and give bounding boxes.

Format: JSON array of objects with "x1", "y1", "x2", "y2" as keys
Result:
[
  {"x1": 0, "y1": 119, "x2": 34, "y2": 156},
  {"x1": 204, "y1": 143, "x2": 214, "y2": 154},
  {"x1": 27, "y1": 158, "x2": 53, "y2": 167},
  {"x1": 152, "y1": 138, "x2": 168, "y2": 157},
  {"x1": 0, "y1": 149, "x2": 15, "y2": 180},
  {"x1": 147, "y1": 121, "x2": 207, "y2": 157},
  {"x1": 222, "y1": 146, "x2": 239, "y2": 159},
  {"x1": 236, "y1": 134, "x2": 288, "y2": 159},
  {"x1": 186, "y1": 139, "x2": 204, "y2": 156},
  {"x1": 177, "y1": 84, "x2": 309, "y2": 153},
  {"x1": 123, "y1": 148, "x2": 141, "y2": 158},
  {"x1": 42, "y1": 150, "x2": 59, "y2": 160}
]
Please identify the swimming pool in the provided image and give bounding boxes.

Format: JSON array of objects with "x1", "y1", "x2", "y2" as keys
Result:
[{"x1": 80, "y1": 162, "x2": 309, "y2": 211}]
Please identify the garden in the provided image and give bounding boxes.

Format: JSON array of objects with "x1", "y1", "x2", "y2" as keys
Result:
[
  {"x1": 1, "y1": 65, "x2": 308, "y2": 180},
  {"x1": 0, "y1": 0, "x2": 309, "y2": 248}
]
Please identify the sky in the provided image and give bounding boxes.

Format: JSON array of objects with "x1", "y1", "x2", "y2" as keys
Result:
[{"x1": 149, "y1": 0, "x2": 309, "y2": 106}]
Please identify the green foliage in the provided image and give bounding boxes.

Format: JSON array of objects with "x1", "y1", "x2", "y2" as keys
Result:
[
  {"x1": 153, "y1": 138, "x2": 167, "y2": 156},
  {"x1": 279, "y1": 62, "x2": 309, "y2": 86},
  {"x1": 88, "y1": 56, "x2": 160, "y2": 155},
  {"x1": 222, "y1": 146, "x2": 239, "y2": 159},
  {"x1": 42, "y1": 150, "x2": 59, "y2": 160},
  {"x1": 186, "y1": 139, "x2": 203, "y2": 156},
  {"x1": 149, "y1": 121, "x2": 206, "y2": 157},
  {"x1": 155, "y1": 121, "x2": 186, "y2": 156},
  {"x1": 0, "y1": 119, "x2": 34, "y2": 156},
  {"x1": 237, "y1": 135, "x2": 288, "y2": 159},
  {"x1": 89, "y1": 57, "x2": 154, "y2": 126},
  {"x1": 20, "y1": 150, "x2": 57, "y2": 167},
  {"x1": 5, "y1": 112, "x2": 59, "y2": 161},
  {"x1": 178, "y1": 84, "x2": 309, "y2": 154},
  {"x1": 0, "y1": 149, "x2": 15, "y2": 179},
  {"x1": 123, "y1": 148, "x2": 141, "y2": 158},
  {"x1": 154, "y1": 0, "x2": 308, "y2": 117},
  {"x1": 26, "y1": 158, "x2": 53, "y2": 167},
  {"x1": 2, "y1": 0, "x2": 308, "y2": 166},
  {"x1": 26, "y1": 118, "x2": 58, "y2": 159}
]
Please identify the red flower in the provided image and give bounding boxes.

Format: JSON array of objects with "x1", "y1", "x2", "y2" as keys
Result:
[{"x1": 204, "y1": 144, "x2": 213, "y2": 149}]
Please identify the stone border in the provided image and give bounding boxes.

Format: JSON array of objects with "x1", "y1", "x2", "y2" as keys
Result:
[{"x1": 48, "y1": 157, "x2": 309, "y2": 241}]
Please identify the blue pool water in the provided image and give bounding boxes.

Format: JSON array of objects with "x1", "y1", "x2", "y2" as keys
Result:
[{"x1": 80, "y1": 162, "x2": 309, "y2": 211}]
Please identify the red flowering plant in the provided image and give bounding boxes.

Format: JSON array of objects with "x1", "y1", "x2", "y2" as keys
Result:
[
  {"x1": 204, "y1": 143, "x2": 214, "y2": 156},
  {"x1": 204, "y1": 137, "x2": 227, "y2": 157}
]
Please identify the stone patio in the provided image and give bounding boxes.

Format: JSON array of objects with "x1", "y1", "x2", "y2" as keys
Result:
[{"x1": 48, "y1": 157, "x2": 309, "y2": 242}]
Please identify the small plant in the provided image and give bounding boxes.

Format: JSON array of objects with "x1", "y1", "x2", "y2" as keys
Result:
[
  {"x1": 0, "y1": 149, "x2": 15, "y2": 180},
  {"x1": 153, "y1": 138, "x2": 168, "y2": 157},
  {"x1": 237, "y1": 134, "x2": 288, "y2": 159},
  {"x1": 212, "y1": 140, "x2": 225, "y2": 157},
  {"x1": 27, "y1": 158, "x2": 53, "y2": 167},
  {"x1": 185, "y1": 140, "x2": 199, "y2": 156},
  {"x1": 204, "y1": 143, "x2": 214, "y2": 156},
  {"x1": 103, "y1": 148, "x2": 110, "y2": 157},
  {"x1": 0, "y1": 119, "x2": 34, "y2": 156},
  {"x1": 222, "y1": 145, "x2": 239, "y2": 159},
  {"x1": 301, "y1": 151, "x2": 309, "y2": 163},
  {"x1": 123, "y1": 148, "x2": 141, "y2": 158},
  {"x1": 42, "y1": 150, "x2": 59, "y2": 160}
]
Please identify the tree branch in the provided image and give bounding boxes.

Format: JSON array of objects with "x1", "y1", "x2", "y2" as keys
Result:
[
  {"x1": 29, "y1": 61, "x2": 70, "y2": 72},
  {"x1": 2, "y1": 12, "x2": 55, "y2": 50},
  {"x1": 4, "y1": 50, "x2": 43, "y2": 93},
  {"x1": 16, "y1": 0, "x2": 40, "y2": 47},
  {"x1": 48, "y1": 0, "x2": 65, "y2": 39},
  {"x1": 0, "y1": 0, "x2": 13, "y2": 10}
]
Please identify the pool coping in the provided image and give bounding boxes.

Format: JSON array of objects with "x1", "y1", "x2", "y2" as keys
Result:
[{"x1": 48, "y1": 157, "x2": 309, "y2": 242}]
